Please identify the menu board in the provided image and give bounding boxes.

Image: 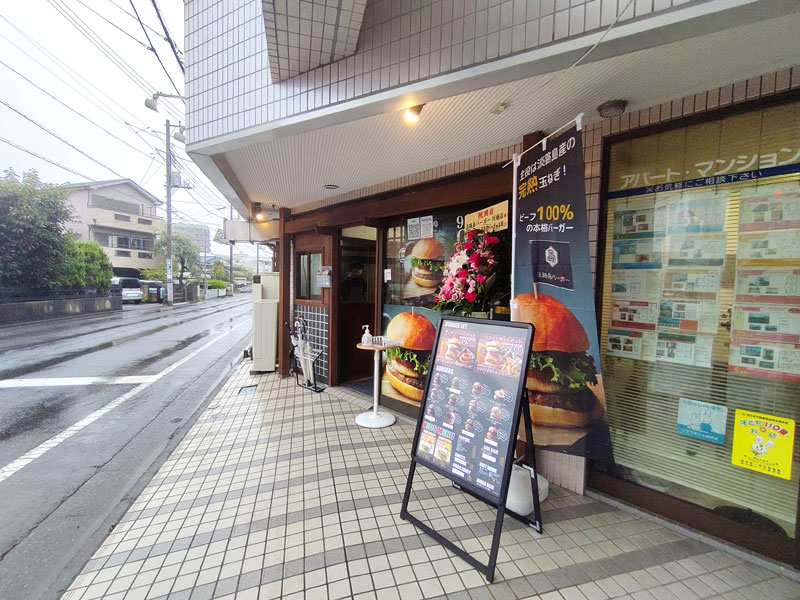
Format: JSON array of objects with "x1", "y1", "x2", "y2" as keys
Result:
[{"x1": 413, "y1": 317, "x2": 533, "y2": 502}]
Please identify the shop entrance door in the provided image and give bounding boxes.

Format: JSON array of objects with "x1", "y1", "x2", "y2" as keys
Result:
[{"x1": 337, "y1": 228, "x2": 377, "y2": 385}]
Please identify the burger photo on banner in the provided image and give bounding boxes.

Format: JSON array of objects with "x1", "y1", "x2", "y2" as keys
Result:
[{"x1": 512, "y1": 125, "x2": 613, "y2": 460}]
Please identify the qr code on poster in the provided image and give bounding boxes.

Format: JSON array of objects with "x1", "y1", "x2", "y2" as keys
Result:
[{"x1": 407, "y1": 217, "x2": 421, "y2": 240}]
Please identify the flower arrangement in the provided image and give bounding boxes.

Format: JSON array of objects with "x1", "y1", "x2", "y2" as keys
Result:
[{"x1": 433, "y1": 229, "x2": 500, "y2": 316}]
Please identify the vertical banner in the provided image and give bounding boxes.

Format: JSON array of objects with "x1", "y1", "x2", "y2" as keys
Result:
[{"x1": 512, "y1": 125, "x2": 612, "y2": 459}]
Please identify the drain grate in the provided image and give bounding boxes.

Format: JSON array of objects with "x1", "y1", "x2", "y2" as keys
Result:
[{"x1": 238, "y1": 385, "x2": 257, "y2": 395}]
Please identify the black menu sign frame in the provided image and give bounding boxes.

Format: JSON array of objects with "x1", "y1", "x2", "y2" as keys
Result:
[{"x1": 400, "y1": 316, "x2": 543, "y2": 583}]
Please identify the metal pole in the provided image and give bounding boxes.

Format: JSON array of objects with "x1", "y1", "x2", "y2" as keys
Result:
[
  {"x1": 203, "y1": 247, "x2": 208, "y2": 299},
  {"x1": 229, "y1": 206, "x2": 234, "y2": 291},
  {"x1": 165, "y1": 119, "x2": 174, "y2": 306}
]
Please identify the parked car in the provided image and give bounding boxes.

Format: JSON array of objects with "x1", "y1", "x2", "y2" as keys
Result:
[{"x1": 111, "y1": 277, "x2": 144, "y2": 304}]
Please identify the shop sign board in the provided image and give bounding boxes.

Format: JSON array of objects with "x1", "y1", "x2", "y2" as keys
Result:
[
  {"x1": 512, "y1": 124, "x2": 611, "y2": 460},
  {"x1": 465, "y1": 200, "x2": 509, "y2": 232},
  {"x1": 731, "y1": 409, "x2": 795, "y2": 480},
  {"x1": 676, "y1": 398, "x2": 727, "y2": 445},
  {"x1": 401, "y1": 316, "x2": 541, "y2": 583}
]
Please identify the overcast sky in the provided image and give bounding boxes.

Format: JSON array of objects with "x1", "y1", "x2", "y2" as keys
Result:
[{"x1": 0, "y1": 0, "x2": 262, "y2": 260}]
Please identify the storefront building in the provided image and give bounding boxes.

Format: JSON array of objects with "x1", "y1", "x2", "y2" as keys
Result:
[{"x1": 185, "y1": 0, "x2": 800, "y2": 567}]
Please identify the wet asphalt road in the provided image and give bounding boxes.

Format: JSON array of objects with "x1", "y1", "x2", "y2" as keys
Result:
[{"x1": 0, "y1": 296, "x2": 253, "y2": 600}]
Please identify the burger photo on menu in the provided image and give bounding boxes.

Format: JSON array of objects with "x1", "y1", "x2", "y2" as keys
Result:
[
  {"x1": 476, "y1": 337, "x2": 524, "y2": 378},
  {"x1": 512, "y1": 293, "x2": 604, "y2": 428},
  {"x1": 437, "y1": 333, "x2": 477, "y2": 368},
  {"x1": 383, "y1": 312, "x2": 435, "y2": 403},
  {"x1": 410, "y1": 237, "x2": 446, "y2": 288}
]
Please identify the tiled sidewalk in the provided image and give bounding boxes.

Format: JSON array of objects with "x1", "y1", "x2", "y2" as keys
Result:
[{"x1": 62, "y1": 363, "x2": 800, "y2": 600}]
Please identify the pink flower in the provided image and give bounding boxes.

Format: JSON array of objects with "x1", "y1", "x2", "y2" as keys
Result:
[
  {"x1": 457, "y1": 269, "x2": 469, "y2": 279},
  {"x1": 465, "y1": 291, "x2": 477, "y2": 303},
  {"x1": 469, "y1": 254, "x2": 481, "y2": 267},
  {"x1": 477, "y1": 275, "x2": 486, "y2": 284},
  {"x1": 467, "y1": 230, "x2": 476, "y2": 241},
  {"x1": 485, "y1": 236, "x2": 499, "y2": 245}
]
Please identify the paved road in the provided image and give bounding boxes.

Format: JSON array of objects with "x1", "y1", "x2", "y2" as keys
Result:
[{"x1": 0, "y1": 296, "x2": 253, "y2": 600}]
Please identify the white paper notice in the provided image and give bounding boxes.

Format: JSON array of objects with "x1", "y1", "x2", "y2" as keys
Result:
[
  {"x1": 738, "y1": 230, "x2": 800, "y2": 267},
  {"x1": 420, "y1": 215, "x2": 434, "y2": 239},
  {"x1": 665, "y1": 234, "x2": 727, "y2": 268},
  {"x1": 611, "y1": 270, "x2": 662, "y2": 300},
  {"x1": 658, "y1": 300, "x2": 720, "y2": 335},
  {"x1": 667, "y1": 196, "x2": 728, "y2": 234},
  {"x1": 407, "y1": 217, "x2": 421, "y2": 240},
  {"x1": 739, "y1": 188, "x2": 800, "y2": 232},
  {"x1": 656, "y1": 331, "x2": 714, "y2": 368},
  {"x1": 734, "y1": 269, "x2": 800, "y2": 305},
  {"x1": 661, "y1": 269, "x2": 721, "y2": 301}
]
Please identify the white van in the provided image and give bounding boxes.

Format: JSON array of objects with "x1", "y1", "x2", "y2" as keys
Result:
[{"x1": 111, "y1": 277, "x2": 144, "y2": 303}]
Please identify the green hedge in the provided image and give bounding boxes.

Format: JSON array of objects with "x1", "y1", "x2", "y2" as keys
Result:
[{"x1": 207, "y1": 279, "x2": 228, "y2": 289}]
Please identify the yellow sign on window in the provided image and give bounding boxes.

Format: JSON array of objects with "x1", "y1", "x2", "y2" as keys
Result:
[
  {"x1": 465, "y1": 200, "x2": 509, "y2": 232},
  {"x1": 731, "y1": 409, "x2": 795, "y2": 480}
]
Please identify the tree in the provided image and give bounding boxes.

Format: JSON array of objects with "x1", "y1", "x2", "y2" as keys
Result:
[
  {"x1": 0, "y1": 169, "x2": 73, "y2": 290},
  {"x1": 141, "y1": 265, "x2": 167, "y2": 281},
  {"x1": 79, "y1": 241, "x2": 113, "y2": 293},
  {"x1": 212, "y1": 259, "x2": 228, "y2": 281},
  {"x1": 153, "y1": 231, "x2": 200, "y2": 285},
  {"x1": 57, "y1": 239, "x2": 113, "y2": 292}
]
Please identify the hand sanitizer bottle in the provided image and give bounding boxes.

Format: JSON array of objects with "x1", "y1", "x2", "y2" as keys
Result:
[{"x1": 361, "y1": 325, "x2": 373, "y2": 346}]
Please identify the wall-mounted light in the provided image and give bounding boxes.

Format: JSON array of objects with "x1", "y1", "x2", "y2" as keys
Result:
[
  {"x1": 405, "y1": 104, "x2": 425, "y2": 123},
  {"x1": 253, "y1": 202, "x2": 265, "y2": 222},
  {"x1": 597, "y1": 99, "x2": 628, "y2": 119}
]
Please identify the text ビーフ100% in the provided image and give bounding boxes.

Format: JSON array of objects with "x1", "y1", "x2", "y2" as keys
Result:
[{"x1": 537, "y1": 204, "x2": 574, "y2": 221}]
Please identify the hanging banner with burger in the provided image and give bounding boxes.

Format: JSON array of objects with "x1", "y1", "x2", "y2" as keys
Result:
[{"x1": 512, "y1": 122, "x2": 613, "y2": 460}]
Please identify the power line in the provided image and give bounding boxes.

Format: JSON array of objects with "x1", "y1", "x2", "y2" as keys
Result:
[
  {"x1": 0, "y1": 136, "x2": 96, "y2": 180},
  {"x1": 0, "y1": 58, "x2": 153, "y2": 159},
  {"x1": 128, "y1": 0, "x2": 182, "y2": 96},
  {"x1": 103, "y1": 0, "x2": 168, "y2": 45},
  {"x1": 74, "y1": 0, "x2": 151, "y2": 51},
  {"x1": 150, "y1": 0, "x2": 184, "y2": 75},
  {"x1": 0, "y1": 98, "x2": 126, "y2": 178}
]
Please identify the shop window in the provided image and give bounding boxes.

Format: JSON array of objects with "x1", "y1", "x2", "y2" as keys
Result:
[
  {"x1": 296, "y1": 251, "x2": 322, "y2": 300},
  {"x1": 597, "y1": 101, "x2": 800, "y2": 543}
]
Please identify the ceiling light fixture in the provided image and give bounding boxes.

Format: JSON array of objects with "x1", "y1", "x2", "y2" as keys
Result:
[
  {"x1": 597, "y1": 99, "x2": 628, "y2": 119},
  {"x1": 490, "y1": 101, "x2": 511, "y2": 115},
  {"x1": 405, "y1": 104, "x2": 425, "y2": 123},
  {"x1": 253, "y1": 202, "x2": 265, "y2": 222},
  {"x1": 323, "y1": 184, "x2": 339, "y2": 190}
]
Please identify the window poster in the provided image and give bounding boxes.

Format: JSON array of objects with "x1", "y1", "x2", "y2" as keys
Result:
[
  {"x1": 381, "y1": 200, "x2": 511, "y2": 411},
  {"x1": 607, "y1": 328, "x2": 657, "y2": 361},
  {"x1": 739, "y1": 187, "x2": 800, "y2": 232},
  {"x1": 612, "y1": 238, "x2": 663, "y2": 269},
  {"x1": 728, "y1": 340, "x2": 800, "y2": 383},
  {"x1": 731, "y1": 410, "x2": 795, "y2": 480},
  {"x1": 665, "y1": 233, "x2": 727, "y2": 268},
  {"x1": 658, "y1": 300, "x2": 720, "y2": 335},
  {"x1": 677, "y1": 398, "x2": 728, "y2": 445},
  {"x1": 737, "y1": 230, "x2": 800, "y2": 267},
  {"x1": 611, "y1": 301, "x2": 658, "y2": 331},
  {"x1": 666, "y1": 194, "x2": 728, "y2": 234},
  {"x1": 734, "y1": 269, "x2": 800, "y2": 305},
  {"x1": 655, "y1": 331, "x2": 714, "y2": 368},
  {"x1": 731, "y1": 306, "x2": 800, "y2": 344},
  {"x1": 414, "y1": 318, "x2": 531, "y2": 499},
  {"x1": 612, "y1": 196, "x2": 667, "y2": 239}
]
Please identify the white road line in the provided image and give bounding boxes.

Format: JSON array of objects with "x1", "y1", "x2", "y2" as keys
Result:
[
  {"x1": 0, "y1": 323, "x2": 247, "y2": 484},
  {"x1": 0, "y1": 376, "x2": 158, "y2": 388}
]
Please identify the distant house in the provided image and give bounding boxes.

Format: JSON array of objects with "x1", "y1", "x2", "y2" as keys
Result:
[
  {"x1": 64, "y1": 179, "x2": 164, "y2": 278},
  {"x1": 174, "y1": 222, "x2": 210, "y2": 254}
]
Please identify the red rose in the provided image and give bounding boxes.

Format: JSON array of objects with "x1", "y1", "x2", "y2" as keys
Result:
[
  {"x1": 463, "y1": 242, "x2": 474, "y2": 251},
  {"x1": 457, "y1": 269, "x2": 469, "y2": 279},
  {"x1": 469, "y1": 254, "x2": 481, "y2": 267},
  {"x1": 465, "y1": 291, "x2": 477, "y2": 303},
  {"x1": 484, "y1": 236, "x2": 499, "y2": 245}
]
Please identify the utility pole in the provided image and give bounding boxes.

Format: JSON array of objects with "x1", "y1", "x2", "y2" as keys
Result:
[{"x1": 165, "y1": 119, "x2": 174, "y2": 305}]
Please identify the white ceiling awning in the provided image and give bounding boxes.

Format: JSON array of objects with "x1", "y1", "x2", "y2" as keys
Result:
[{"x1": 188, "y1": 0, "x2": 800, "y2": 217}]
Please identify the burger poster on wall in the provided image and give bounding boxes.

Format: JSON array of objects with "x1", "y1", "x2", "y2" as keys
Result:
[
  {"x1": 380, "y1": 200, "x2": 510, "y2": 412},
  {"x1": 512, "y1": 125, "x2": 612, "y2": 459}
]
